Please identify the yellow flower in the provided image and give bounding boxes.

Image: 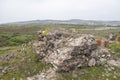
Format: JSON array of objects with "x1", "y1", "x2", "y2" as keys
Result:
[{"x1": 42, "y1": 29, "x2": 49, "y2": 36}]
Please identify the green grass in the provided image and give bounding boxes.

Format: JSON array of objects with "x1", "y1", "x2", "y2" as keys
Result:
[
  {"x1": 0, "y1": 32, "x2": 36, "y2": 47},
  {"x1": 8, "y1": 35, "x2": 33, "y2": 46},
  {"x1": 57, "y1": 66, "x2": 120, "y2": 80},
  {"x1": 0, "y1": 46, "x2": 17, "y2": 54},
  {"x1": 0, "y1": 24, "x2": 120, "y2": 80},
  {"x1": 77, "y1": 29, "x2": 120, "y2": 39},
  {"x1": 108, "y1": 42, "x2": 120, "y2": 57},
  {"x1": 0, "y1": 23, "x2": 120, "y2": 47},
  {"x1": 0, "y1": 45, "x2": 52, "y2": 80}
]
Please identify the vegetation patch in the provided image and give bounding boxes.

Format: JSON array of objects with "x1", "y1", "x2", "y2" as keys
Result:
[
  {"x1": 57, "y1": 66, "x2": 120, "y2": 80},
  {"x1": 108, "y1": 42, "x2": 120, "y2": 57},
  {"x1": 0, "y1": 45, "x2": 52, "y2": 80}
]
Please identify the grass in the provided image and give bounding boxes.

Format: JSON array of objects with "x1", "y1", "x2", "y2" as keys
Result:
[
  {"x1": 0, "y1": 23, "x2": 120, "y2": 80},
  {"x1": 0, "y1": 23, "x2": 120, "y2": 47},
  {"x1": 108, "y1": 42, "x2": 120, "y2": 58},
  {"x1": 0, "y1": 44, "x2": 52, "y2": 80},
  {"x1": 0, "y1": 46, "x2": 17, "y2": 54},
  {"x1": 0, "y1": 32, "x2": 36, "y2": 47},
  {"x1": 57, "y1": 66, "x2": 120, "y2": 80},
  {"x1": 77, "y1": 29, "x2": 120, "y2": 39},
  {"x1": 8, "y1": 35, "x2": 33, "y2": 46}
]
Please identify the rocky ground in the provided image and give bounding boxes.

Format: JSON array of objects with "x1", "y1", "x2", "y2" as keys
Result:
[
  {"x1": 27, "y1": 31, "x2": 120, "y2": 80},
  {"x1": 0, "y1": 25, "x2": 120, "y2": 80}
]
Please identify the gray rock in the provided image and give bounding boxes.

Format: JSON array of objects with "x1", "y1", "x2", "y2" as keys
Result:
[
  {"x1": 88, "y1": 58, "x2": 96, "y2": 66},
  {"x1": 27, "y1": 68, "x2": 56, "y2": 80},
  {"x1": 107, "y1": 59, "x2": 120, "y2": 67},
  {"x1": 13, "y1": 78, "x2": 16, "y2": 80},
  {"x1": 43, "y1": 34, "x2": 110, "y2": 71},
  {"x1": 30, "y1": 32, "x2": 112, "y2": 80},
  {"x1": 33, "y1": 31, "x2": 111, "y2": 72}
]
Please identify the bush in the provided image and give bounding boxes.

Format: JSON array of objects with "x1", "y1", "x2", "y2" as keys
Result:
[{"x1": 7, "y1": 35, "x2": 33, "y2": 46}]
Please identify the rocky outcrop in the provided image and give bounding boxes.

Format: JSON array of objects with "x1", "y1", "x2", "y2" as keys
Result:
[
  {"x1": 33, "y1": 33, "x2": 111, "y2": 72},
  {"x1": 44, "y1": 34, "x2": 110, "y2": 72},
  {"x1": 28, "y1": 31, "x2": 115, "y2": 80}
]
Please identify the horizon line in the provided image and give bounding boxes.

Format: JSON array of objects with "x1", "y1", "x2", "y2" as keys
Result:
[{"x1": 1, "y1": 19, "x2": 120, "y2": 24}]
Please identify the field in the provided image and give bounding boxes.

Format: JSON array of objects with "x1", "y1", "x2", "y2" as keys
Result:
[{"x1": 0, "y1": 24, "x2": 120, "y2": 80}]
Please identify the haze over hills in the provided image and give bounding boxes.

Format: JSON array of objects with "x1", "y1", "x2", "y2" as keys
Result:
[{"x1": 2, "y1": 19, "x2": 120, "y2": 26}]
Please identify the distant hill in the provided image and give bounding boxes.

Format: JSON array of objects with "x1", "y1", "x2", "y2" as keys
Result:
[{"x1": 3, "y1": 19, "x2": 120, "y2": 26}]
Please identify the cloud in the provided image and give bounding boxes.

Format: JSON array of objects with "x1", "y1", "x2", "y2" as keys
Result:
[{"x1": 0, "y1": 0, "x2": 120, "y2": 23}]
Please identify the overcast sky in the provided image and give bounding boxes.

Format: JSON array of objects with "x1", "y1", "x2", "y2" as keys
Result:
[{"x1": 0, "y1": 0, "x2": 120, "y2": 23}]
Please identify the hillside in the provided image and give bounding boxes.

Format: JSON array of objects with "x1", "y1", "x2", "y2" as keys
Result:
[
  {"x1": 3, "y1": 19, "x2": 120, "y2": 26},
  {"x1": 0, "y1": 24, "x2": 120, "y2": 80}
]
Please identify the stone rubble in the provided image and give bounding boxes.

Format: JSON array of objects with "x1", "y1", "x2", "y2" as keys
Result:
[
  {"x1": 107, "y1": 59, "x2": 120, "y2": 67},
  {"x1": 0, "y1": 52, "x2": 17, "y2": 62},
  {"x1": 28, "y1": 31, "x2": 120, "y2": 80},
  {"x1": 27, "y1": 68, "x2": 56, "y2": 80},
  {"x1": 43, "y1": 34, "x2": 110, "y2": 72}
]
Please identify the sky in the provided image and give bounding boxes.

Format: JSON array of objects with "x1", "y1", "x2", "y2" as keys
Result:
[{"x1": 0, "y1": 0, "x2": 120, "y2": 23}]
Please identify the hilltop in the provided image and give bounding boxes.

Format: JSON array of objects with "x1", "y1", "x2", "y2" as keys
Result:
[{"x1": 0, "y1": 23, "x2": 120, "y2": 80}]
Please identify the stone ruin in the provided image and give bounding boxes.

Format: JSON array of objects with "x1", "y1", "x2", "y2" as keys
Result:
[
  {"x1": 33, "y1": 31, "x2": 111, "y2": 72},
  {"x1": 27, "y1": 30, "x2": 120, "y2": 80}
]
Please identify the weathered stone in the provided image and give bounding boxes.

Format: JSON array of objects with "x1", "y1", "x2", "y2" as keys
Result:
[
  {"x1": 27, "y1": 68, "x2": 56, "y2": 80},
  {"x1": 88, "y1": 58, "x2": 96, "y2": 66},
  {"x1": 13, "y1": 78, "x2": 16, "y2": 80},
  {"x1": 43, "y1": 34, "x2": 110, "y2": 71},
  {"x1": 108, "y1": 33, "x2": 116, "y2": 41},
  {"x1": 28, "y1": 31, "x2": 113, "y2": 80},
  {"x1": 107, "y1": 59, "x2": 120, "y2": 67},
  {"x1": 34, "y1": 32, "x2": 111, "y2": 72}
]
